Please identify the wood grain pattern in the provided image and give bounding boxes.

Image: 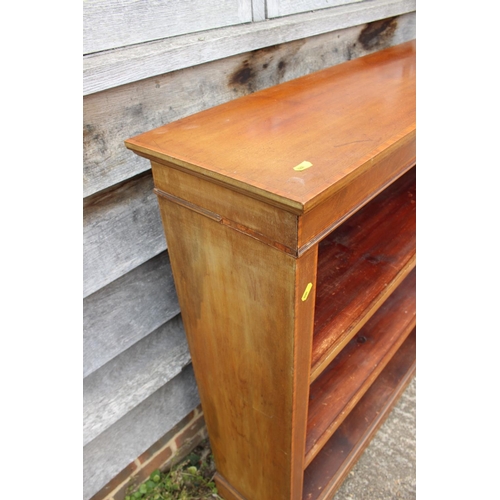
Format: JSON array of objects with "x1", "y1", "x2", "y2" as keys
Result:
[
  {"x1": 122, "y1": 40, "x2": 417, "y2": 500},
  {"x1": 83, "y1": 314, "x2": 189, "y2": 446},
  {"x1": 83, "y1": 173, "x2": 165, "y2": 298},
  {"x1": 297, "y1": 131, "x2": 415, "y2": 251},
  {"x1": 302, "y1": 329, "x2": 416, "y2": 500},
  {"x1": 84, "y1": 0, "x2": 415, "y2": 95},
  {"x1": 291, "y1": 247, "x2": 319, "y2": 496},
  {"x1": 84, "y1": 13, "x2": 416, "y2": 197},
  {"x1": 251, "y1": 0, "x2": 266, "y2": 21},
  {"x1": 305, "y1": 269, "x2": 415, "y2": 467},
  {"x1": 83, "y1": 250, "x2": 179, "y2": 377},
  {"x1": 157, "y1": 195, "x2": 315, "y2": 500},
  {"x1": 152, "y1": 162, "x2": 299, "y2": 253},
  {"x1": 83, "y1": 365, "x2": 200, "y2": 500},
  {"x1": 267, "y1": 0, "x2": 363, "y2": 18},
  {"x1": 214, "y1": 474, "x2": 247, "y2": 500},
  {"x1": 125, "y1": 41, "x2": 415, "y2": 213},
  {"x1": 311, "y1": 167, "x2": 416, "y2": 382},
  {"x1": 84, "y1": 0, "x2": 252, "y2": 55}
]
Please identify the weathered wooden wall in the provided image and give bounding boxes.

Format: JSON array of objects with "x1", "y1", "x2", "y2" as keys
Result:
[
  {"x1": 83, "y1": 0, "x2": 253, "y2": 54},
  {"x1": 83, "y1": 1, "x2": 416, "y2": 498}
]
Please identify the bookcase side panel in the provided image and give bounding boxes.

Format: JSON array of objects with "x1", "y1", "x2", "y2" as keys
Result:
[{"x1": 156, "y1": 195, "x2": 310, "y2": 500}]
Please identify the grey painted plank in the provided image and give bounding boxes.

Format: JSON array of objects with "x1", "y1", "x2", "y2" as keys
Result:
[
  {"x1": 83, "y1": 173, "x2": 166, "y2": 297},
  {"x1": 83, "y1": 250, "x2": 180, "y2": 377},
  {"x1": 83, "y1": 314, "x2": 190, "y2": 446},
  {"x1": 84, "y1": 11, "x2": 416, "y2": 197},
  {"x1": 83, "y1": 0, "x2": 416, "y2": 95},
  {"x1": 84, "y1": 0, "x2": 252, "y2": 54},
  {"x1": 83, "y1": 365, "x2": 200, "y2": 500},
  {"x1": 252, "y1": 0, "x2": 266, "y2": 21},
  {"x1": 267, "y1": 0, "x2": 363, "y2": 18}
]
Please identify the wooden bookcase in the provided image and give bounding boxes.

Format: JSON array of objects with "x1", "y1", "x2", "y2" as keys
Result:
[{"x1": 125, "y1": 40, "x2": 416, "y2": 500}]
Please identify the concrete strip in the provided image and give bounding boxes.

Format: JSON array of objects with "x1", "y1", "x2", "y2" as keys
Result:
[{"x1": 334, "y1": 378, "x2": 416, "y2": 499}]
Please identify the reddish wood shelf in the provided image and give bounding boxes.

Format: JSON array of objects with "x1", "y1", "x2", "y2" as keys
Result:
[
  {"x1": 305, "y1": 268, "x2": 416, "y2": 467},
  {"x1": 303, "y1": 328, "x2": 416, "y2": 500},
  {"x1": 311, "y1": 167, "x2": 416, "y2": 383}
]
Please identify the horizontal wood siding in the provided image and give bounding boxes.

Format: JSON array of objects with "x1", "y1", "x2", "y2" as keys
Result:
[
  {"x1": 83, "y1": 173, "x2": 166, "y2": 297},
  {"x1": 82, "y1": 5, "x2": 415, "y2": 499},
  {"x1": 83, "y1": 314, "x2": 189, "y2": 446},
  {"x1": 83, "y1": 366, "x2": 200, "y2": 500},
  {"x1": 83, "y1": 0, "x2": 416, "y2": 95},
  {"x1": 84, "y1": 11, "x2": 416, "y2": 197},
  {"x1": 83, "y1": 250, "x2": 179, "y2": 377},
  {"x1": 84, "y1": 0, "x2": 252, "y2": 54},
  {"x1": 267, "y1": 0, "x2": 363, "y2": 18}
]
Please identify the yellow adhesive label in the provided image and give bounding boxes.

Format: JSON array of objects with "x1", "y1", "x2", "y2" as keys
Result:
[
  {"x1": 293, "y1": 161, "x2": 313, "y2": 171},
  {"x1": 302, "y1": 282, "x2": 313, "y2": 301}
]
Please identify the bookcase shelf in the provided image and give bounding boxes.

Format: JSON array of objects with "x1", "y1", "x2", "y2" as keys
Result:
[
  {"x1": 125, "y1": 41, "x2": 416, "y2": 500},
  {"x1": 306, "y1": 268, "x2": 416, "y2": 467},
  {"x1": 303, "y1": 329, "x2": 416, "y2": 500},
  {"x1": 311, "y1": 168, "x2": 416, "y2": 382}
]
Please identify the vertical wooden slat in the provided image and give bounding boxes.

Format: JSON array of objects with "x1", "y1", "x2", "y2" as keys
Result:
[
  {"x1": 290, "y1": 246, "x2": 318, "y2": 497},
  {"x1": 252, "y1": 0, "x2": 266, "y2": 21}
]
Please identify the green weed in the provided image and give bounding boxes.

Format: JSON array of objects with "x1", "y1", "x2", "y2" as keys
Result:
[{"x1": 125, "y1": 440, "x2": 222, "y2": 500}]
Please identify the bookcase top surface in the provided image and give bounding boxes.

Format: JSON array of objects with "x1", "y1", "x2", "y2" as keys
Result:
[{"x1": 125, "y1": 41, "x2": 415, "y2": 213}]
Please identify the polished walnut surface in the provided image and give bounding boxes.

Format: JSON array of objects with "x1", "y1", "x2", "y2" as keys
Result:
[{"x1": 125, "y1": 41, "x2": 415, "y2": 213}]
